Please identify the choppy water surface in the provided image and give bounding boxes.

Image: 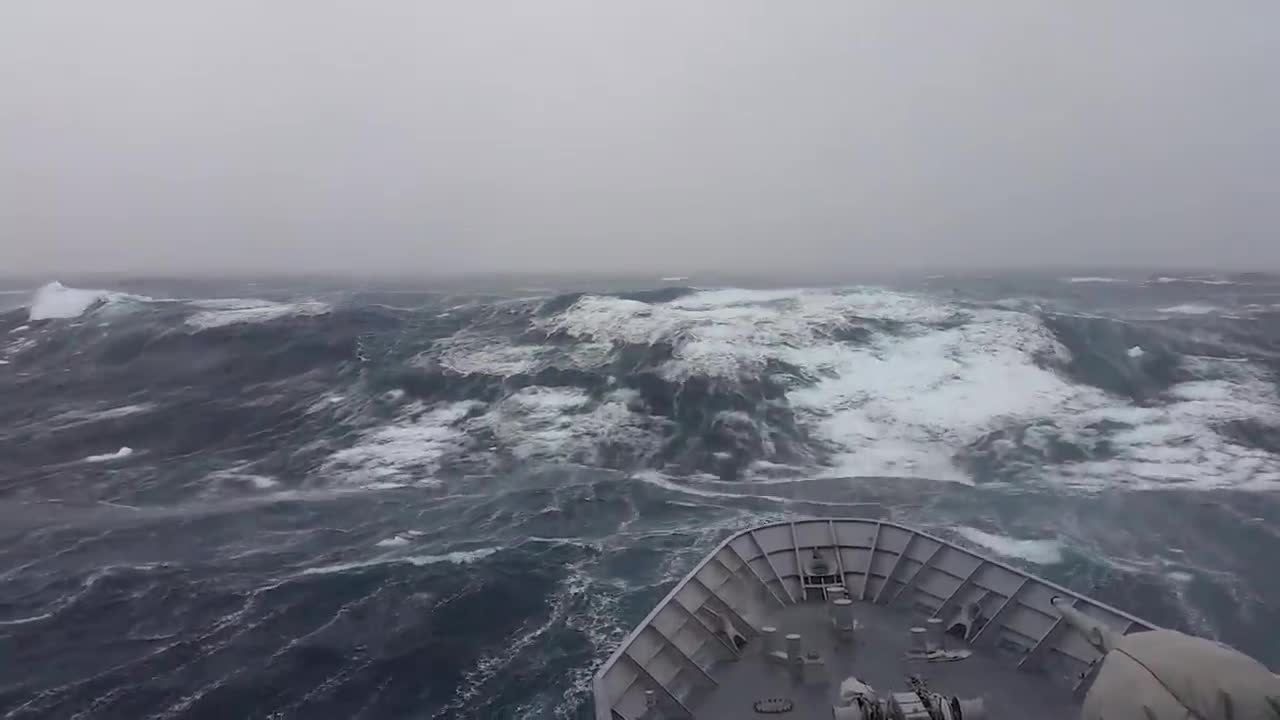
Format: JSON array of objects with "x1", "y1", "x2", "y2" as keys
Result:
[{"x1": 2, "y1": 272, "x2": 1279, "y2": 718}]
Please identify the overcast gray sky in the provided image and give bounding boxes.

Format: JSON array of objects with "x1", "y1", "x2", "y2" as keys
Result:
[{"x1": 2, "y1": 1, "x2": 1278, "y2": 277}]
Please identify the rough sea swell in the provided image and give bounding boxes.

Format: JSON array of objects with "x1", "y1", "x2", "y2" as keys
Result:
[{"x1": 2, "y1": 274, "x2": 1279, "y2": 719}]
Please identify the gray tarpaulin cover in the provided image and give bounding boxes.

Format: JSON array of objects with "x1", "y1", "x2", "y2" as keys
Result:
[{"x1": 1082, "y1": 630, "x2": 1280, "y2": 720}]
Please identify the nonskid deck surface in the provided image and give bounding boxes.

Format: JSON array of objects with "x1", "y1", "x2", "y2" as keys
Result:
[{"x1": 690, "y1": 600, "x2": 1079, "y2": 720}]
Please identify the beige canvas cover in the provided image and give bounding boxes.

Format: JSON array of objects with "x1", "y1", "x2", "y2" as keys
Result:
[{"x1": 1082, "y1": 629, "x2": 1280, "y2": 720}]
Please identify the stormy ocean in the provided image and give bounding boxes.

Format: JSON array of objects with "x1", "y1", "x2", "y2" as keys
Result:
[{"x1": 1, "y1": 271, "x2": 1279, "y2": 719}]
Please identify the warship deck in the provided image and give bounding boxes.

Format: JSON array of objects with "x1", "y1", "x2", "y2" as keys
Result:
[
  {"x1": 593, "y1": 519, "x2": 1156, "y2": 719},
  {"x1": 693, "y1": 600, "x2": 1077, "y2": 719}
]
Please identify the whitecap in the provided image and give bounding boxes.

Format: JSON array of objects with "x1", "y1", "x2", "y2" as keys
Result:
[
  {"x1": 538, "y1": 287, "x2": 1110, "y2": 484},
  {"x1": 52, "y1": 404, "x2": 155, "y2": 428},
  {"x1": 84, "y1": 447, "x2": 134, "y2": 463},
  {"x1": 0, "y1": 613, "x2": 53, "y2": 626},
  {"x1": 955, "y1": 527, "x2": 1063, "y2": 564},
  {"x1": 402, "y1": 548, "x2": 497, "y2": 565},
  {"x1": 305, "y1": 395, "x2": 347, "y2": 413},
  {"x1": 1158, "y1": 304, "x2": 1220, "y2": 315},
  {"x1": 469, "y1": 387, "x2": 662, "y2": 463},
  {"x1": 787, "y1": 309, "x2": 1090, "y2": 483},
  {"x1": 1053, "y1": 353, "x2": 1280, "y2": 490},
  {"x1": 301, "y1": 547, "x2": 497, "y2": 575},
  {"x1": 435, "y1": 336, "x2": 543, "y2": 377},
  {"x1": 28, "y1": 282, "x2": 149, "y2": 321},
  {"x1": 323, "y1": 401, "x2": 480, "y2": 485},
  {"x1": 186, "y1": 299, "x2": 330, "y2": 329},
  {"x1": 630, "y1": 469, "x2": 878, "y2": 507},
  {"x1": 1149, "y1": 276, "x2": 1236, "y2": 285},
  {"x1": 541, "y1": 287, "x2": 958, "y2": 385}
]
